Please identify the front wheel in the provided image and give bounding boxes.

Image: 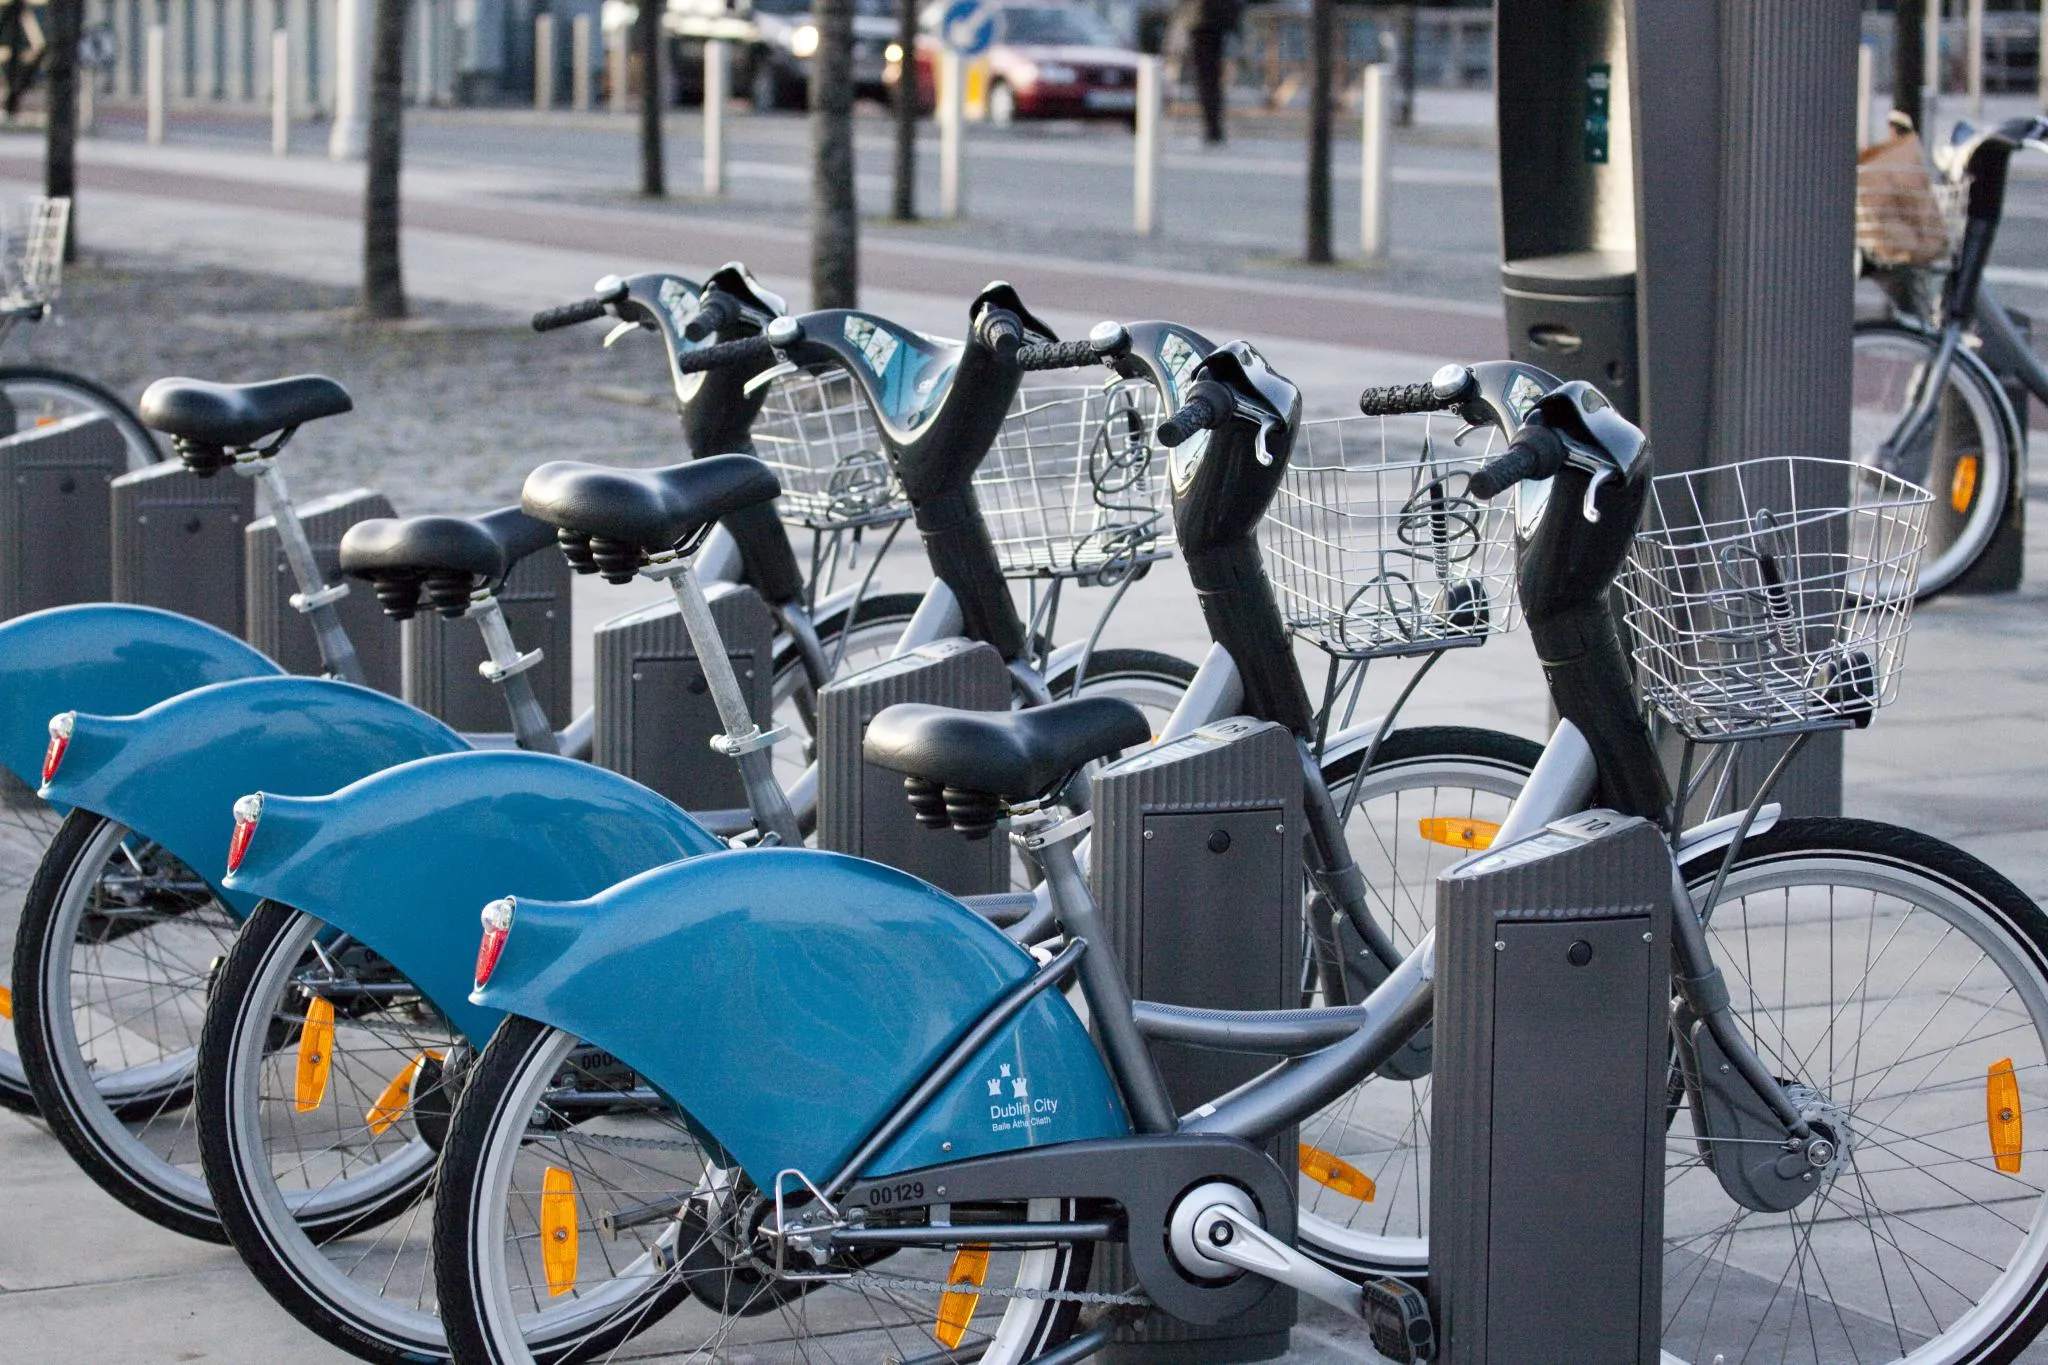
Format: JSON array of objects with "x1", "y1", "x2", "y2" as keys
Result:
[
  {"x1": 1851, "y1": 320, "x2": 2016, "y2": 597},
  {"x1": 434, "y1": 1016, "x2": 1095, "y2": 1364}
]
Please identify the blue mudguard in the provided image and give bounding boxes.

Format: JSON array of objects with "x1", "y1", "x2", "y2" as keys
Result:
[
  {"x1": 41, "y1": 676, "x2": 469, "y2": 915},
  {"x1": 473, "y1": 848, "x2": 1129, "y2": 1189},
  {"x1": 222, "y1": 750, "x2": 725, "y2": 1042},
  {"x1": 0, "y1": 603, "x2": 280, "y2": 787}
]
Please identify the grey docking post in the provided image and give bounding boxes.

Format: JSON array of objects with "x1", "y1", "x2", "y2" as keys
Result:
[
  {"x1": 110, "y1": 460, "x2": 254, "y2": 636},
  {"x1": 405, "y1": 548, "x2": 573, "y2": 732},
  {"x1": 0, "y1": 413, "x2": 127, "y2": 618},
  {"x1": 244, "y1": 488, "x2": 404, "y2": 695}
]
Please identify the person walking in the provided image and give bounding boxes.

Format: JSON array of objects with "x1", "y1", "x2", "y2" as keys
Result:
[{"x1": 1178, "y1": 0, "x2": 1239, "y2": 144}]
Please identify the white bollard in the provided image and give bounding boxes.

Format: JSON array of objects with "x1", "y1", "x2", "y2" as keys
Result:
[
  {"x1": 535, "y1": 14, "x2": 555, "y2": 110},
  {"x1": 1856, "y1": 42, "x2": 1873, "y2": 149},
  {"x1": 145, "y1": 24, "x2": 165, "y2": 143},
  {"x1": 608, "y1": 22, "x2": 628, "y2": 113},
  {"x1": 1133, "y1": 55, "x2": 1160, "y2": 235},
  {"x1": 79, "y1": 67, "x2": 96, "y2": 134},
  {"x1": 271, "y1": 28, "x2": 289, "y2": 153},
  {"x1": 703, "y1": 38, "x2": 727, "y2": 196},
  {"x1": 571, "y1": 13, "x2": 592, "y2": 111},
  {"x1": 1923, "y1": 0, "x2": 1940, "y2": 124},
  {"x1": 939, "y1": 48, "x2": 965, "y2": 218},
  {"x1": 329, "y1": 0, "x2": 369, "y2": 158},
  {"x1": 1360, "y1": 62, "x2": 1391, "y2": 261},
  {"x1": 1967, "y1": 0, "x2": 1984, "y2": 119}
]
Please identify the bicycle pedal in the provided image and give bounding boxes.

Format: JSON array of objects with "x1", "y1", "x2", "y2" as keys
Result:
[{"x1": 1359, "y1": 1277, "x2": 1434, "y2": 1363}]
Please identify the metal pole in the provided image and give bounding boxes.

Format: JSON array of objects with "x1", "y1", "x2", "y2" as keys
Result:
[
  {"x1": 571, "y1": 11, "x2": 590, "y2": 110},
  {"x1": 145, "y1": 22, "x2": 164, "y2": 142},
  {"x1": 703, "y1": 37, "x2": 725, "y2": 195},
  {"x1": 939, "y1": 46, "x2": 963, "y2": 218},
  {"x1": 1967, "y1": 0, "x2": 1983, "y2": 118},
  {"x1": 270, "y1": 26, "x2": 288, "y2": 151},
  {"x1": 533, "y1": 13, "x2": 553, "y2": 109},
  {"x1": 1133, "y1": 53, "x2": 1159, "y2": 234},
  {"x1": 1360, "y1": 60, "x2": 1390, "y2": 259},
  {"x1": 1856, "y1": 41, "x2": 1872, "y2": 148},
  {"x1": 608, "y1": 19, "x2": 627, "y2": 113}
]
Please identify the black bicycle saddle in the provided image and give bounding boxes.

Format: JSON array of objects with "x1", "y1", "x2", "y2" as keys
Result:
[
  {"x1": 339, "y1": 506, "x2": 556, "y2": 619},
  {"x1": 864, "y1": 696, "x2": 1150, "y2": 819},
  {"x1": 139, "y1": 375, "x2": 353, "y2": 448},
  {"x1": 521, "y1": 455, "x2": 782, "y2": 578}
]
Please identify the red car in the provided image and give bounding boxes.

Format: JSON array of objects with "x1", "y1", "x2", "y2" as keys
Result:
[{"x1": 902, "y1": 1, "x2": 1143, "y2": 125}]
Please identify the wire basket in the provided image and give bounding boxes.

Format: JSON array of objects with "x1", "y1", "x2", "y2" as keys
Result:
[
  {"x1": 1260, "y1": 412, "x2": 1520, "y2": 659},
  {"x1": 1619, "y1": 458, "x2": 1931, "y2": 742},
  {"x1": 974, "y1": 377, "x2": 1174, "y2": 582},
  {"x1": 0, "y1": 198, "x2": 67, "y2": 314},
  {"x1": 1855, "y1": 133, "x2": 1955, "y2": 268},
  {"x1": 749, "y1": 365, "x2": 906, "y2": 531}
]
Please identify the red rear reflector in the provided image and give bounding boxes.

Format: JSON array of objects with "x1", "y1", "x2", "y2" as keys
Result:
[
  {"x1": 475, "y1": 898, "x2": 516, "y2": 989},
  {"x1": 41, "y1": 712, "x2": 74, "y2": 785},
  {"x1": 226, "y1": 793, "x2": 264, "y2": 874}
]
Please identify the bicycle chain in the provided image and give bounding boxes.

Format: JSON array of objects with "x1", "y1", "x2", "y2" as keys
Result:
[{"x1": 852, "y1": 1270, "x2": 1149, "y2": 1307}]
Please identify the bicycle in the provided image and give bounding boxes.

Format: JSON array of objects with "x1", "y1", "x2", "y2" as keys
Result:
[
  {"x1": 195, "y1": 322, "x2": 1548, "y2": 1363},
  {"x1": 1853, "y1": 115, "x2": 2048, "y2": 597},
  {"x1": 428, "y1": 354, "x2": 2048, "y2": 1365}
]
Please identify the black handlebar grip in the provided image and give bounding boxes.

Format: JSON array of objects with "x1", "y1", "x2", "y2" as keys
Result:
[
  {"x1": 1016, "y1": 339, "x2": 1104, "y2": 372},
  {"x1": 1358, "y1": 381, "x2": 1460, "y2": 416},
  {"x1": 683, "y1": 293, "x2": 738, "y2": 342},
  {"x1": 531, "y1": 295, "x2": 615, "y2": 332},
  {"x1": 1156, "y1": 379, "x2": 1236, "y2": 447},
  {"x1": 1466, "y1": 440, "x2": 1548, "y2": 500},
  {"x1": 673, "y1": 333, "x2": 778, "y2": 375}
]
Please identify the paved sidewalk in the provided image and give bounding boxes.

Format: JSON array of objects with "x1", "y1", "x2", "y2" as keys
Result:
[{"x1": 0, "y1": 132, "x2": 2044, "y2": 1362}]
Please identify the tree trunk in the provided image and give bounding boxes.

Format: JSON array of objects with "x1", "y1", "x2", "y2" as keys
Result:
[
  {"x1": 361, "y1": 0, "x2": 408, "y2": 318},
  {"x1": 890, "y1": 0, "x2": 916, "y2": 220},
  {"x1": 1892, "y1": 0, "x2": 1923, "y2": 132},
  {"x1": 1303, "y1": 0, "x2": 1332, "y2": 263},
  {"x1": 811, "y1": 0, "x2": 857, "y2": 307},
  {"x1": 639, "y1": 0, "x2": 664, "y2": 196},
  {"x1": 45, "y1": 0, "x2": 81, "y2": 261}
]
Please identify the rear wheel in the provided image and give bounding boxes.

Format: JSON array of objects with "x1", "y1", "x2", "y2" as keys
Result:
[
  {"x1": 0, "y1": 774, "x2": 63, "y2": 1112},
  {"x1": 434, "y1": 1016, "x2": 1095, "y2": 1364},
  {"x1": 0, "y1": 364, "x2": 159, "y2": 469}
]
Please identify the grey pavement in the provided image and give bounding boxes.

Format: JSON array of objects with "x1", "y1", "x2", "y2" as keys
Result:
[{"x1": 0, "y1": 113, "x2": 2045, "y2": 1362}]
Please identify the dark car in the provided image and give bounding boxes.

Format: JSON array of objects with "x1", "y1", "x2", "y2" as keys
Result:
[
  {"x1": 743, "y1": 0, "x2": 900, "y2": 108},
  {"x1": 903, "y1": 0, "x2": 1142, "y2": 125}
]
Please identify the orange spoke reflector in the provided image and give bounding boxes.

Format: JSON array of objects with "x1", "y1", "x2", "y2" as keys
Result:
[
  {"x1": 1952, "y1": 455, "x2": 1981, "y2": 514},
  {"x1": 1417, "y1": 817, "x2": 1499, "y2": 851},
  {"x1": 934, "y1": 1245, "x2": 992, "y2": 1349},
  {"x1": 32, "y1": 415, "x2": 55, "y2": 427},
  {"x1": 1989, "y1": 1057, "x2": 2023, "y2": 1174},
  {"x1": 294, "y1": 996, "x2": 335, "y2": 1113},
  {"x1": 364, "y1": 1049, "x2": 444, "y2": 1136},
  {"x1": 1300, "y1": 1143, "x2": 1376, "y2": 1202},
  {"x1": 541, "y1": 1166, "x2": 579, "y2": 1296},
  {"x1": 0, "y1": 983, "x2": 12, "y2": 1019}
]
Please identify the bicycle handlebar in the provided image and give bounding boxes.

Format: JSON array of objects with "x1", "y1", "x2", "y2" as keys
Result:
[
  {"x1": 1467, "y1": 424, "x2": 1568, "y2": 499},
  {"x1": 1156, "y1": 378, "x2": 1237, "y2": 447},
  {"x1": 683, "y1": 292, "x2": 738, "y2": 342},
  {"x1": 531, "y1": 294, "x2": 618, "y2": 332},
  {"x1": 673, "y1": 334, "x2": 778, "y2": 375},
  {"x1": 1016, "y1": 339, "x2": 1103, "y2": 372},
  {"x1": 1358, "y1": 381, "x2": 1461, "y2": 416}
]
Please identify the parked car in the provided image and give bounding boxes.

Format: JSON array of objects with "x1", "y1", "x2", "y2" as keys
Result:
[
  {"x1": 900, "y1": 0, "x2": 1142, "y2": 125},
  {"x1": 740, "y1": 0, "x2": 900, "y2": 108}
]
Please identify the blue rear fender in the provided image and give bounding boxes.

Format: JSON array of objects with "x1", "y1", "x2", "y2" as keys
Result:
[
  {"x1": 223, "y1": 750, "x2": 725, "y2": 1042},
  {"x1": 0, "y1": 603, "x2": 280, "y2": 788},
  {"x1": 41, "y1": 676, "x2": 469, "y2": 914},
  {"x1": 474, "y1": 848, "x2": 1129, "y2": 1190}
]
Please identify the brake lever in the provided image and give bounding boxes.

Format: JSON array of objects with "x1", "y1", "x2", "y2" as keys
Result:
[
  {"x1": 1254, "y1": 412, "x2": 1283, "y2": 465},
  {"x1": 742, "y1": 359, "x2": 799, "y2": 396},
  {"x1": 1580, "y1": 465, "x2": 1613, "y2": 523},
  {"x1": 602, "y1": 321, "x2": 637, "y2": 349}
]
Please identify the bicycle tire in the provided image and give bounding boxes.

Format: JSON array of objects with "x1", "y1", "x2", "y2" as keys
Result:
[
  {"x1": 0, "y1": 363, "x2": 161, "y2": 469},
  {"x1": 0, "y1": 778, "x2": 64, "y2": 1113},
  {"x1": 1851, "y1": 320, "x2": 2017, "y2": 598},
  {"x1": 1298, "y1": 816, "x2": 2048, "y2": 1365},
  {"x1": 433, "y1": 1015, "x2": 1093, "y2": 1365}
]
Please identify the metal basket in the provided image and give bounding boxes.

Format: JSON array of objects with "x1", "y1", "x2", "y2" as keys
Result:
[
  {"x1": 0, "y1": 198, "x2": 68, "y2": 314},
  {"x1": 974, "y1": 377, "x2": 1173, "y2": 582},
  {"x1": 748, "y1": 365, "x2": 906, "y2": 531},
  {"x1": 1260, "y1": 412, "x2": 1520, "y2": 659},
  {"x1": 1619, "y1": 457, "x2": 1931, "y2": 741}
]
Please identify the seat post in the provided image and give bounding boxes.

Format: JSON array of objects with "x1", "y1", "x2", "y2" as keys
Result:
[
  {"x1": 468, "y1": 594, "x2": 560, "y2": 754},
  {"x1": 239, "y1": 456, "x2": 366, "y2": 687},
  {"x1": 644, "y1": 556, "x2": 803, "y2": 847}
]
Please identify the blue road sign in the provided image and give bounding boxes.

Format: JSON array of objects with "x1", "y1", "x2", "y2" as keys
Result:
[{"x1": 939, "y1": 0, "x2": 994, "y2": 57}]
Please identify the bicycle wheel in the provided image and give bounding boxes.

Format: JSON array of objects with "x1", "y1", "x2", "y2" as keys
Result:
[
  {"x1": 1292, "y1": 726, "x2": 1542, "y2": 1280},
  {"x1": 1851, "y1": 321, "x2": 2016, "y2": 598},
  {"x1": 1298, "y1": 816, "x2": 2048, "y2": 1365},
  {"x1": 1047, "y1": 647, "x2": 1197, "y2": 729},
  {"x1": 0, "y1": 364, "x2": 160, "y2": 469},
  {"x1": 0, "y1": 771, "x2": 63, "y2": 1112},
  {"x1": 10, "y1": 809, "x2": 239, "y2": 1240},
  {"x1": 770, "y1": 591, "x2": 925, "y2": 792},
  {"x1": 434, "y1": 1016, "x2": 1095, "y2": 1365}
]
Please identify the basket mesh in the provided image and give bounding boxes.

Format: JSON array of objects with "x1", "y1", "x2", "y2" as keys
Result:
[
  {"x1": 0, "y1": 198, "x2": 67, "y2": 313},
  {"x1": 974, "y1": 378, "x2": 1173, "y2": 582},
  {"x1": 1260, "y1": 412, "x2": 1519, "y2": 659},
  {"x1": 1619, "y1": 457, "x2": 1930, "y2": 741},
  {"x1": 749, "y1": 365, "x2": 905, "y2": 531}
]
